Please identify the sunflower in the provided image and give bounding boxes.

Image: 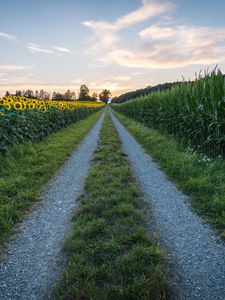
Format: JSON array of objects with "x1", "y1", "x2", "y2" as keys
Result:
[
  {"x1": 0, "y1": 98, "x2": 6, "y2": 106},
  {"x1": 40, "y1": 106, "x2": 47, "y2": 113},
  {"x1": 21, "y1": 102, "x2": 26, "y2": 109},
  {"x1": 5, "y1": 103, "x2": 11, "y2": 110},
  {"x1": 7, "y1": 98, "x2": 13, "y2": 104},
  {"x1": 14, "y1": 102, "x2": 23, "y2": 110},
  {"x1": 28, "y1": 103, "x2": 35, "y2": 109}
]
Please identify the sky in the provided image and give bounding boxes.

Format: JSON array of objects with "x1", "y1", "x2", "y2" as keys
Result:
[{"x1": 1, "y1": 0, "x2": 225, "y2": 97}]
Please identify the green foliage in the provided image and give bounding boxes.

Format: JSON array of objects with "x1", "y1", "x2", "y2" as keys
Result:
[
  {"x1": 0, "y1": 107, "x2": 101, "y2": 152},
  {"x1": 99, "y1": 89, "x2": 111, "y2": 104},
  {"x1": 113, "y1": 111, "x2": 225, "y2": 237},
  {"x1": 113, "y1": 69, "x2": 225, "y2": 158},
  {"x1": 53, "y1": 113, "x2": 168, "y2": 300},
  {"x1": 0, "y1": 111, "x2": 103, "y2": 247}
]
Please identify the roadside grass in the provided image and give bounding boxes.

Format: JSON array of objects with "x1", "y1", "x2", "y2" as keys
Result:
[
  {"x1": 0, "y1": 110, "x2": 103, "y2": 248},
  {"x1": 53, "y1": 112, "x2": 168, "y2": 300},
  {"x1": 111, "y1": 109, "x2": 225, "y2": 237}
]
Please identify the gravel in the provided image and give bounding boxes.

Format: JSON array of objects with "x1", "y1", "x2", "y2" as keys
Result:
[
  {"x1": 110, "y1": 111, "x2": 225, "y2": 300},
  {"x1": 0, "y1": 113, "x2": 104, "y2": 300}
]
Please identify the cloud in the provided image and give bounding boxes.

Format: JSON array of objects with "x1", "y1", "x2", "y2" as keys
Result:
[
  {"x1": 83, "y1": 0, "x2": 173, "y2": 53},
  {"x1": 83, "y1": 0, "x2": 225, "y2": 69},
  {"x1": 0, "y1": 32, "x2": 17, "y2": 41},
  {"x1": 53, "y1": 46, "x2": 71, "y2": 53},
  {"x1": 113, "y1": 76, "x2": 131, "y2": 81},
  {"x1": 115, "y1": 0, "x2": 173, "y2": 29},
  {"x1": 27, "y1": 43, "x2": 72, "y2": 55},
  {"x1": 0, "y1": 65, "x2": 33, "y2": 71},
  {"x1": 27, "y1": 43, "x2": 54, "y2": 54}
]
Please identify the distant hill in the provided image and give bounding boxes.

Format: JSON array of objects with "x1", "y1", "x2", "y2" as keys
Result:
[{"x1": 112, "y1": 81, "x2": 184, "y2": 103}]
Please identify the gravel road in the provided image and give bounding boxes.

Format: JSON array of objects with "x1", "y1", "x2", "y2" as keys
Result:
[
  {"x1": 0, "y1": 113, "x2": 104, "y2": 300},
  {"x1": 110, "y1": 111, "x2": 225, "y2": 300}
]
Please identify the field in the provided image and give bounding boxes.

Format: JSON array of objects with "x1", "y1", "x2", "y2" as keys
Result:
[
  {"x1": 1, "y1": 71, "x2": 225, "y2": 300},
  {"x1": 0, "y1": 96, "x2": 104, "y2": 152},
  {"x1": 113, "y1": 69, "x2": 225, "y2": 158}
]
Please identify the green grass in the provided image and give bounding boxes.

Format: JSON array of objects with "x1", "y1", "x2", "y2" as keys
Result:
[
  {"x1": 53, "y1": 112, "x2": 168, "y2": 300},
  {"x1": 0, "y1": 110, "x2": 103, "y2": 248},
  {"x1": 112, "y1": 109, "x2": 225, "y2": 237}
]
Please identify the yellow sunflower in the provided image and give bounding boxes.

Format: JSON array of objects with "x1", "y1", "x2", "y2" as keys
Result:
[
  {"x1": 40, "y1": 106, "x2": 47, "y2": 113},
  {"x1": 0, "y1": 98, "x2": 6, "y2": 106},
  {"x1": 5, "y1": 103, "x2": 11, "y2": 110},
  {"x1": 14, "y1": 102, "x2": 23, "y2": 110},
  {"x1": 28, "y1": 103, "x2": 35, "y2": 109}
]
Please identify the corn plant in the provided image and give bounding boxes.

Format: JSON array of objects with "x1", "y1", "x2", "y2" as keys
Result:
[{"x1": 113, "y1": 69, "x2": 225, "y2": 158}]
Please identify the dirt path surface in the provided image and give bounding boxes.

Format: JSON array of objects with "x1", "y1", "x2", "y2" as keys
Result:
[
  {"x1": 0, "y1": 113, "x2": 104, "y2": 300},
  {"x1": 110, "y1": 111, "x2": 225, "y2": 300}
]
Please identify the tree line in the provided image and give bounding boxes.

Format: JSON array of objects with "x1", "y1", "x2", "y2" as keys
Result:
[
  {"x1": 111, "y1": 82, "x2": 184, "y2": 103},
  {"x1": 5, "y1": 85, "x2": 112, "y2": 103}
]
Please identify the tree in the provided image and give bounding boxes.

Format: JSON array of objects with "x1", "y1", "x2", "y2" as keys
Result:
[
  {"x1": 65, "y1": 90, "x2": 76, "y2": 101},
  {"x1": 15, "y1": 90, "x2": 22, "y2": 97},
  {"x1": 5, "y1": 91, "x2": 10, "y2": 96},
  {"x1": 99, "y1": 89, "x2": 111, "y2": 103},
  {"x1": 24, "y1": 89, "x2": 34, "y2": 98},
  {"x1": 52, "y1": 92, "x2": 65, "y2": 101},
  {"x1": 92, "y1": 92, "x2": 98, "y2": 101},
  {"x1": 79, "y1": 84, "x2": 89, "y2": 100},
  {"x1": 35, "y1": 90, "x2": 39, "y2": 99}
]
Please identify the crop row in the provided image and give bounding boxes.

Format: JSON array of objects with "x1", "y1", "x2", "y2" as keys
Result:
[
  {"x1": 113, "y1": 69, "x2": 225, "y2": 158},
  {"x1": 0, "y1": 96, "x2": 104, "y2": 152}
]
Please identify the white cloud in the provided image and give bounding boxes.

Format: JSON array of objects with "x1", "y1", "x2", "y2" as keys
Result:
[
  {"x1": 27, "y1": 43, "x2": 72, "y2": 55},
  {"x1": 70, "y1": 79, "x2": 85, "y2": 84},
  {"x1": 27, "y1": 43, "x2": 54, "y2": 54},
  {"x1": 131, "y1": 72, "x2": 143, "y2": 75},
  {"x1": 111, "y1": 76, "x2": 131, "y2": 81},
  {"x1": 83, "y1": 0, "x2": 225, "y2": 69},
  {"x1": 115, "y1": 0, "x2": 173, "y2": 29},
  {"x1": 53, "y1": 46, "x2": 71, "y2": 53},
  {"x1": 0, "y1": 32, "x2": 17, "y2": 41},
  {"x1": 0, "y1": 65, "x2": 33, "y2": 71},
  {"x1": 83, "y1": 0, "x2": 173, "y2": 53}
]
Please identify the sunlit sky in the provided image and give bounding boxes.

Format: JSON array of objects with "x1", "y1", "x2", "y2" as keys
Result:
[{"x1": 1, "y1": 0, "x2": 225, "y2": 97}]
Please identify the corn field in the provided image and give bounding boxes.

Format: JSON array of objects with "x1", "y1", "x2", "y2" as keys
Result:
[{"x1": 113, "y1": 69, "x2": 225, "y2": 158}]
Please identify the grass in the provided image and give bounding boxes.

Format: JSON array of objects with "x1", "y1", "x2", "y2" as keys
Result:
[
  {"x1": 53, "y1": 112, "x2": 168, "y2": 300},
  {"x1": 111, "y1": 109, "x2": 225, "y2": 238},
  {"x1": 0, "y1": 110, "x2": 103, "y2": 248}
]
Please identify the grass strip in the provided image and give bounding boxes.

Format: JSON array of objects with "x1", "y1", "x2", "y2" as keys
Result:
[
  {"x1": 53, "y1": 112, "x2": 168, "y2": 300},
  {"x1": 111, "y1": 109, "x2": 225, "y2": 237},
  {"x1": 0, "y1": 110, "x2": 103, "y2": 247}
]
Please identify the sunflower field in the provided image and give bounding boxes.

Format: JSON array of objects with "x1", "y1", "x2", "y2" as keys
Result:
[
  {"x1": 113, "y1": 69, "x2": 225, "y2": 158},
  {"x1": 0, "y1": 96, "x2": 104, "y2": 152}
]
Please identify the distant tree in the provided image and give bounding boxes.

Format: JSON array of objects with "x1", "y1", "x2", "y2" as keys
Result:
[
  {"x1": 24, "y1": 89, "x2": 34, "y2": 99},
  {"x1": 92, "y1": 92, "x2": 98, "y2": 101},
  {"x1": 99, "y1": 89, "x2": 111, "y2": 103},
  {"x1": 5, "y1": 91, "x2": 10, "y2": 96},
  {"x1": 15, "y1": 90, "x2": 22, "y2": 97},
  {"x1": 39, "y1": 89, "x2": 45, "y2": 100},
  {"x1": 65, "y1": 89, "x2": 76, "y2": 101},
  {"x1": 79, "y1": 84, "x2": 89, "y2": 100},
  {"x1": 35, "y1": 90, "x2": 39, "y2": 99},
  {"x1": 52, "y1": 92, "x2": 65, "y2": 101},
  {"x1": 44, "y1": 91, "x2": 51, "y2": 100}
]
